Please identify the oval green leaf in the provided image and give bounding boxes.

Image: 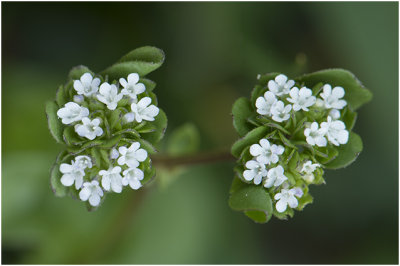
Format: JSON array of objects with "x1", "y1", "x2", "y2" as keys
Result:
[
  {"x1": 296, "y1": 68, "x2": 372, "y2": 110},
  {"x1": 324, "y1": 132, "x2": 363, "y2": 169},
  {"x1": 232, "y1": 97, "x2": 255, "y2": 137},
  {"x1": 45, "y1": 101, "x2": 64, "y2": 143}
]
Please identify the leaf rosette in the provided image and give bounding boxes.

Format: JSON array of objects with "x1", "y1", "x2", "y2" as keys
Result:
[
  {"x1": 230, "y1": 69, "x2": 372, "y2": 223},
  {"x1": 46, "y1": 46, "x2": 167, "y2": 210}
]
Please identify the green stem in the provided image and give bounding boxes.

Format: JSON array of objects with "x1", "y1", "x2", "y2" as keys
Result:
[{"x1": 152, "y1": 149, "x2": 235, "y2": 168}]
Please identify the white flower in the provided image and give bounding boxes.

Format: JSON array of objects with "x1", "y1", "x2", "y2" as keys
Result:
[
  {"x1": 329, "y1": 109, "x2": 341, "y2": 120},
  {"x1": 97, "y1": 82, "x2": 123, "y2": 110},
  {"x1": 243, "y1": 160, "x2": 268, "y2": 185},
  {"x1": 75, "y1": 155, "x2": 92, "y2": 170},
  {"x1": 320, "y1": 116, "x2": 349, "y2": 146},
  {"x1": 57, "y1": 102, "x2": 89, "y2": 125},
  {"x1": 130, "y1": 97, "x2": 159, "y2": 123},
  {"x1": 79, "y1": 180, "x2": 104, "y2": 207},
  {"x1": 286, "y1": 87, "x2": 316, "y2": 111},
  {"x1": 255, "y1": 91, "x2": 277, "y2": 116},
  {"x1": 264, "y1": 165, "x2": 287, "y2": 188},
  {"x1": 300, "y1": 161, "x2": 320, "y2": 182},
  {"x1": 268, "y1": 74, "x2": 295, "y2": 96},
  {"x1": 124, "y1": 112, "x2": 135, "y2": 123},
  {"x1": 122, "y1": 167, "x2": 144, "y2": 190},
  {"x1": 119, "y1": 73, "x2": 146, "y2": 100},
  {"x1": 118, "y1": 142, "x2": 148, "y2": 168},
  {"x1": 110, "y1": 148, "x2": 119, "y2": 160},
  {"x1": 274, "y1": 187, "x2": 303, "y2": 213},
  {"x1": 250, "y1": 138, "x2": 284, "y2": 165},
  {"x1": 319, "y1": 84, "x2": 347, "y2": 110},
  {"x1": 74, "y1": 117, "x2": 103, "y2": 140},
  {"x1": 73, "y1": 73, "x2": 101, "y2": 97},
  {"x1": 304, "y1": 122, "x2": 327, "y2": 147},
  {"x1": 271, "y1": 101, "x2": 292, "y2": 122},
  {"x1": 99, "y1": 166, "x2": 123, "y2": 193},
  {"x1": 73, "y1": 95, "x2": 84, "y2": 103},
  {"x1": 59, "y1": 161, "x2": 85, "y2": 189}
]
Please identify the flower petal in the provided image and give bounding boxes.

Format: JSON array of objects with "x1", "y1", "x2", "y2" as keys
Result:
[
  {"x1": 60, "y1": 174, "x2": 74, "y2": 187},
  {"x1": 135, "y1": 148, "x2": 148, "y2": 162},
  {"x1": 127, "y1": 73, "x2": 139, "y2": 84},
  {"x1": 89, "y1": 194, "x2": 101, "y2": 206},
  {"x1": 79, "y1": 187, "x2": 91, "y2": 201},
  {"x1": 276, "y1": 199, "x2": 287, "y2": 213}
]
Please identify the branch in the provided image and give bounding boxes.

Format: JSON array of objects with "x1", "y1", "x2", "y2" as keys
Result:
[{"x1": 151, "y1": 149, "x2": 235, "y2": 168}]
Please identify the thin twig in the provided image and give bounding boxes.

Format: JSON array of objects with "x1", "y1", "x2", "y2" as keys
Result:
[{"x1": 151, "y1": 150, "x2": 236, "y2": 169}]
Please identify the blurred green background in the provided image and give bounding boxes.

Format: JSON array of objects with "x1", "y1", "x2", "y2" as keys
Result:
[{"x1": 2, "y1": 2, "x2": 398, "y2": 264}]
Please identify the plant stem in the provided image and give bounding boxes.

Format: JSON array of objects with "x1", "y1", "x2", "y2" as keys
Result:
[{"x1": 151, "y1": 149, "x2": 235, "y2": 168}]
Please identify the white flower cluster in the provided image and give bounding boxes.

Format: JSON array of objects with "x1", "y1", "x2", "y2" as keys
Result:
[
  {"x1": 59, "y1": 142, "x2": 148, "y2": 207},
  {"x1": 56, "y1": 73, "x2": 159, "y2": 140},
  {"x1": 242, "y1": 138, "x2": 303, "y2": 213},
  {"x1": 256, "y1": 74, "x2": 316, "y2": 123},
  {"x1": 304, "y1": 84, "x2": 349, "y2": 147},
  {"x1": 255, "y1": 74, "x2": 349, "y2": 147}
]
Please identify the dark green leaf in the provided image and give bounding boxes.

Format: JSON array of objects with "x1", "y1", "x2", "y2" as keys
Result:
[
  {"x1": 229, "y1": 184, "x2": 273, "y2": 223},
  {"x1": 250, "y1": 85, "x2": 266, "y2": 105},
  {"x1": 50, "y1": 151, "x2": 71, "y2": 197},
  {"x1": 100, "y1": 46, "x2": 165, "y2": 81},
  {"x1": 245, "y1": 211, "x2": 269, "y2": 223},
  {"x1": 324, "y1": 132, "x2": 363, "y2": 169},
  {"x1": 108, "y1": 109, "x2": 122, "y2": 130},
  {"x1": 296, "y1": 69, "x2": 372, "y2": 110},
  {"x1": 316, "y1": 146, "x2": 339, "y2": 165},
  {"x1": 68, "y1": 65, "x2": 94, "y2": 80},
  {"x1": 55, "y1": 85, "x2": 68, "y2": 107},
  {"x1": 232, "y1": 97, "x2": 255, "y2": 137},
  {"x1": 141, "y1": 108, "x2": 167, "y2": 144},
  {"x1": 63, "y1": 126, "x2": 84, "y2": 146},
  {"x1": 137, "y1": 138, "x2": 157, "y2": 155},
  {"x1": 166, "y1": 123, "x2": 200, "y2": 156},
  {"x1": 229, "y1": 176, "x2": 247, "y2": 194},
  {"x1": 256, "y1": 72, "x2": 280, "y2": 87},
  {"x1": 231, "y1": 126, "x2": 269, "y2": 158},
  {"x1": 45, "y1": 101, "x2": 64, "y2": 143},
  {"x1": 140, "y1": 78, "x2": 156, "y2": 92},
  {"x1": 342, "y1": 108, "x2": 357, "y2": 131}
]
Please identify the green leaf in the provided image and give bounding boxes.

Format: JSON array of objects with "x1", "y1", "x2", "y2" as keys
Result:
[
  {"x1": 166, "y1": 123, "x2": 200, "y2": 156},
  {"x1": 231, "y1": 126, "x2": 269, "y2": 158},
  {"x1": 256, "y1": 72, "x2": 280, "y2": 87},
  {"x1": 141, "y1": 108, "x2": 168, "y2": 144},
  {"x1": 91, "y1": 147, "x2": 104, "y2": 169},
  {"x1": 232, "y1": 97, "x2": 255, "y2": 137},
  {"x1": 140, "y1": 78, "x2": 156, "y2": 92},
  {"x1": 316, "y1": 145, "x2": 339, "y2": 165},
  {"x1": 68, "y1": 65, "x2": 94, "y2": 80},
  {"x1": 99, "y1": 135, "x2": 123, "y2": 149},
  {"x1": 324, "y1": 132, "x2": 363, "y2": 169},
  {"x1": 137, "y1": 138, "x2": 157, "y2": 155},
  {"x1": 297, "y1": 193, "x2": 313, "y2": 211},
  {"x1": 45, "y1": 101, "x2": 64, "y2": 143},
  {"x1": 50, "y1": 151, "x2": 70, "y2": 197},
  {"x1": 108, "y1": 109, "x2": 122, "y2": 130},
  {"x1": 229, "y1": 184, "x2": 273, "y2": 223},
  {"x1": 342, "y1": 108, "x2": 357, "y2": 131},
  {"x1": 250, "y1": 85, "x2": 266, "y2": 105},
  {"x1": 63, "y1": 126, "x2": 84, "y2": 146},
  {"x1": 229, "y1": 175, "x2": 247, "y2": 194},
  {"x1": 245, "y1": 211, "x2": 270, "y2": 223},
  {"x1": 296, "y1": 69, "x2": 372, "y2": 110},
  {"x1": 100, "y1": 46, "x2": 165, "y2": 81},
  {"x1": 55, "y1": 85, "x2": 68, "y2": 107}
]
